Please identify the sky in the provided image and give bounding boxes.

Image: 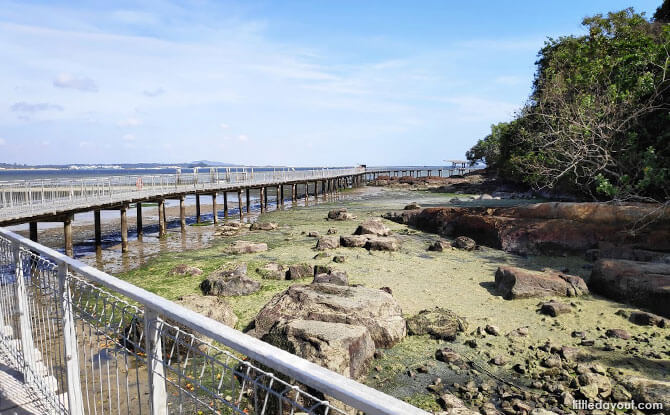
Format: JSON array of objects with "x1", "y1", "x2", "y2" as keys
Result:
[{"x1": 0, "y1": 0, "x2": 662, "y2": 166}]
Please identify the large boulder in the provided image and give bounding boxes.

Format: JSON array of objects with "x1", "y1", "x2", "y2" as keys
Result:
[
  {"x1": 590, "y1": 259, "x2": 670, "y2": 317},
  {"x1": 200, "y1": 264, "x2": 261, "y2": 296},
  {"x1": 256, "y1": 263, "x2": 285, "y2": 280},
  {"x1": 388, "y1": 203, "x2": 670, "y2": 256},
  {"x1": 286, "y1": 264, "x2": 313, "y2": 280},
  {"x1": 428, "y1": 240, "x2": 451, "y2": 252},
  {"x1": 620, "y1": 376, "x2": 670, "y2": 411},
  {"x1": 495, "y1": 266, "x2": 589, "y2": 299},
  {"x1": 250, "y1": 222, "x2": 278, "y2": 231},
  {"x1": 327, "y1": 208, "x2": 354, "y2": 221},
  {"x1": 124, "y1": 294, "x2": 239, "y2": 356},
  {"x1": 539, "y1": 300, "x2": 572, "y2": 317},
  {"x1": 253, "y1": 284, "x2": 406, "y2": 348},
  {"x1": 624, "y1": 310, "x2": 668, "y2": 328},
  {"x1": 316, "y1": 235, "x2": 340, "y2": 250},
  {"x1": 365, "y1": 236, "x2": 399, "y2": 252},
  {"x1": 313, "y1": 270, "x2": 349, "y2": 286},
  {"x1": 175, "y1": 294, "x2": 238, "y2": 328},
  {"x1": 261, "y1": 319, "x2": 374, "y2": 379},
  {"x1": 340, "y1": 235, "x2": 369, "y2": 248},
  {"x1": 406, "y1": 307, "x2": 467, "y2": 340},
  {"x1": 451, "y1": 236, "x2": 476, "y2": 251},
  {"x1": 354, "y1": 219, "x2": 392, "y2": 237},
  {"x1": 228, "y1": 240, "x2": 268, "y2": 254}
]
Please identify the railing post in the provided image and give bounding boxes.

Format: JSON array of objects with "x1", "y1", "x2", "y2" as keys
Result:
[
  {"x1": 144, "y1": 308, "x2": 168, "y2": 415},
  {"x1": 12, "y1": 242, "x2": 37, "y2": 385},
  {"x1": 58, "y1": 261, "x2": 84, "y2": 415}
]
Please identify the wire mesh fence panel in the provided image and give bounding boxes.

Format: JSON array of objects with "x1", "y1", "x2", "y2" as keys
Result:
[
  {"x1": 0, "y1": 234, "x2": 20, "y2": 368},
  {"x1": 0, "y1": 228, "x2": 428, "y2": 415},
  {"x1": 153, "y1": 319, "x2": 351, "y2": 415},
  {"x1": 67, "y1": 270, "x2": 150, "y2": 415},
  {"x1": 21, "y1": 249, "x2": 69, "y2": 413}
]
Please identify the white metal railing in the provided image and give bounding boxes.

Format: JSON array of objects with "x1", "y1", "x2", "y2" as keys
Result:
[
  {"x1": 0, "y1": 227, "x2": 427, "y2": 415},
  {"x1": 0, "y1": 167, "x2": 365, "y2": 222},
  {"x1": 364, "y1": 166, "x2": 478, "y2": 177}
]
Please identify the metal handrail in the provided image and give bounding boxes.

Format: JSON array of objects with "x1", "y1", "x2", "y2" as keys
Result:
[
  {"x1": 0, "y1": 167, "x2": 365, "y2": 221},
  {"x1": 0, "y1": 227, "x2": 427, "y2": 415}
]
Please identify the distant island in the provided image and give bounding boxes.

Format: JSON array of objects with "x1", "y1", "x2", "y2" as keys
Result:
[{"x1": 0, "y1": 161, "x2": 242, "y2": 170}]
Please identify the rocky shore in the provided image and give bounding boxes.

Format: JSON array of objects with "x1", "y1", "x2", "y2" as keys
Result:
[{"x1": 114, "y1": 186, "x2": 669, "y2": 414}]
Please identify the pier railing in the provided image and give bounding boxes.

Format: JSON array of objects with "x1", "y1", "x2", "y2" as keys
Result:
[
  {"x1": 0, "y1": 167, "x2": 364, "y2": 222},
  {"x1": 0, "y1": 227, "x2": 427, "y2": 415}
]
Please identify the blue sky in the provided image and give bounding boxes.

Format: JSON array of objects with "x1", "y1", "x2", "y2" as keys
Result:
[{"x1": 0, "y1": 0, "x2": 661, "y2": 166}]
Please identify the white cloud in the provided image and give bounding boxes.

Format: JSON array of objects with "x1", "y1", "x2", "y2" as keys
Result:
[
  {"x1": 117, "y1": 117, "x2": 142, "y2": 127},
  {"x1": 0, "y1": 2, "x2": 539, "y2": 165},
  {"x1": 10, "y1": 102, "x2": 63, "y2": 112},
  {"x1": 0, "y1": 138, "x2": 6, "y2": 146},
  {"x1": 143, "y1": 87, "x2": 165, "y2": 97},
  {"x1": 53, "y1": 73, "x2": 98, "y2": 92},
  {"x1": 122, "y1": 133, "x2": 135, "y2": 141}
]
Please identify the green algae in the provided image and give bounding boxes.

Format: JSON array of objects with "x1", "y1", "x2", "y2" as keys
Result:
[{"x1": 116, "y1": 187, "x2": 670, "y2": 411}]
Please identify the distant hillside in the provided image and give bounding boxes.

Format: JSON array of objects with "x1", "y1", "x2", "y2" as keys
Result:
[
  {"x1": 0, "y1": 161, "x2": 241, "y2": 169},
  {"x1": 190, "y1": 160, "x2": 241, "y2": 167}
]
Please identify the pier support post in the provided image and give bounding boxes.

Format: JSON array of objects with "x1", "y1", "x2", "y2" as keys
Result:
[
  {"x1": 245, "y1": 188, "x2": 250, "y2": 213},
  {"x1": 29, "y1": 222, "x2": 37, "y2": 242},
  {"x1": 280, "y1": 185, "x2": 284, "y2": 206},
  {"x1": 223, "y1": 192, "x2": 228, "y2": 218},
  {"x1": 64, "y1": 214, "x2": 73, "y2": 257},
  {"x1": 158, "y1": 199, "x2": 166, "y2": 238},
  {"x1": 263, "y1": 186, "x2": 268, "y2": 209},
  {"x1": 212, "y1": 193, "x2": 218, "y2": 224},
  {"x1": 179, "y1": 196, "x2": 186, "y2": 230},
  {"x1": 137, "y1": 203, "x2": 143, "y2": 238},
  {"x1": 94, "y1": 210, "x2": 102, "y2": 247},
  {"x1": 120, "y1": 204, "x2": 128, "y2": 253},
  {"x1": 304, "y1": 182, "x2": 309, "y2": 204},
  {"x1": 237, "y1": 190, "x2": 243, "y2": 220},
  {"x1": 292, "y1": 184, "x2": 296, "y2": 202},
  {"x1": 260, "y1": 187, "x2": 265, "y2": 213},
  {"x1": 195, "y1": 194, "x2": 201, "y2": 223},
  {"x1": 276, "y1": 185, "x2": 281, "y2": 208}
]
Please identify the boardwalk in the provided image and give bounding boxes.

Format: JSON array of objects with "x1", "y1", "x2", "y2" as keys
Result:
[
  {"x1": 0, "y1": 167, "x2": 364, "y2": 226},
  {"x1": 0, "y1": 167, "x2": 365, "y2": 255}
]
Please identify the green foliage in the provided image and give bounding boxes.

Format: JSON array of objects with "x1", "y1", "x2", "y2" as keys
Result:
[
  {"x1": 467, "y1": 6, "x2": 670, "y2": 201},
  {"x1": 654, "y1": 0, "x2": 670, "y2": 23}
]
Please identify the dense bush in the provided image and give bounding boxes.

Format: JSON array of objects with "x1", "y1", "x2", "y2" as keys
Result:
[{"x1": 467, "y1": 5, "x2": 670, "y2": 201}]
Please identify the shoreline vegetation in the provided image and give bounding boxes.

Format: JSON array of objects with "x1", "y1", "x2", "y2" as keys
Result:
[{"x1": 466, "y1": 5, "x2": 670, "y2": 204}]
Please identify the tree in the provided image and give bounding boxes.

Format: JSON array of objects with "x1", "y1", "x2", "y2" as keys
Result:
[
  {"x1": 654, "y1": 0, "x2": 670, "y2": 23},
  {"x1": 467, "y1": 7, "x2": 670, "y2": 201}
]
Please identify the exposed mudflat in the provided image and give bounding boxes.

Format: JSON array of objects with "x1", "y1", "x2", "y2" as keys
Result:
[{"x1": 34, "y1": 186, "x2": 669, "y2": 413}]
